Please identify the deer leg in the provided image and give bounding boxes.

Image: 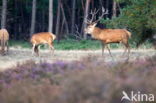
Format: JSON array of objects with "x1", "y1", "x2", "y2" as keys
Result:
[
  {"x1": 51, "y1": 46, "x2": 55, "y2": 56},
  {"x1": 121, "y1": 39, "x2": 129, "y2": 56},
  {"x1": 106, "y1": 44, "x2": 113, "y2": 58},
  {"x1": 122, "y1": 42, "x2": 130, "y2": 59},
  {"x1": 127, "y1": 43, "x2": 130, "y2": 58},
  {"x1": 32, "y1": 44, "x2": 35, "y2": 55},
  {"x1": 123, "y1": 43, "x2": 130, "y2": 60},
  {"x1": 0, "y1": 40, "x2": 1, "y2": 54},
  {"x1": 122, "y1": 44, "x2": 127, "y2": 56},
  {"x1": 49, "y1": 43, "x2": 54, "y2": 56},
  {"x1": 101, "y1": 42, "x2": 105, "y2": 56},
  {"x1": 6, "y1": 41, "x2": 9, "y2": 53},
  {"x1": 36, "y1": 45, "x2": 41, "y2": 57},
  {"x1": 5, "y1": 41, "x2": 8, "y2": 54},
  {"x1": 2, "y1": 41, "x2": 6, "y2": 55},
  {"x1": 0, "y1": 40, "x2": 2, "y2": 50},
  {"x1": 123, "y1": 41, "x2": 130, "y2": 54},
  {"x1": 32, "y1": 45, "x2": 40, "y2": 57}
]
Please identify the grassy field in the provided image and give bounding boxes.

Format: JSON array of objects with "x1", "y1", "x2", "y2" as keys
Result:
[{"x1": 9, "y1": 39, "x2": 153, "y2": 50}]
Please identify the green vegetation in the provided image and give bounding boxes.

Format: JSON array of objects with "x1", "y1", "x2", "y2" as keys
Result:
[
  {"x1": 9, "y1": 39, "x2": 153, "y2": 50},
  {"x1": 1, "y1": 0, "x2": 155, "y2": 48},
  {"x1": 54, "y1": 39, "x2": 101, "y2": 50},
  {"x1": 9, "y1": 40, "x2": 31, "y2": 48},
  {"x1": 102, "y1": 0, "x2": 156, "y2": 45},
  {"x1": 9, "y1": 39, "x2": 101, "y2": 50}
]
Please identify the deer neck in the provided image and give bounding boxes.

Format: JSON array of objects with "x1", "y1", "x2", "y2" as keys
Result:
[{"x1": 91, "y1": 27, "x2": 102, "y2": 39}]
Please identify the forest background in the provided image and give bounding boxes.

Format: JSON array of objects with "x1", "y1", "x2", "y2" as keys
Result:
[{"x1": 0, "y1": 0, "x2": 156, "y2": 49}]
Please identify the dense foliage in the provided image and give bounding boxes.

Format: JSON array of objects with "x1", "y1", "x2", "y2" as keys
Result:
[
  {"x1": 0, "y1": 55, "x2": 156, "y2": 103},
  {"x1": 0, "y1": 0, "x2": 112, "y2": 40},
  {"x1": 102, "y1": 0, "x2": 156, "y2": 46},
  {"x1": 0, "y1": 0, "x2": 155, "y2": 47}
]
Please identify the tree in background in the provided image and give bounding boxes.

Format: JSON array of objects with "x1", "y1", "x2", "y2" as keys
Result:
[
  {"x1": 1, "y1": 0, "x2": 153, "y2": 48},
  {"x1": 48, "y1": 0, "x2": 53, "y2": 32},
  {"x1": 112, "y1": 0, "x2": 117, "y2": 17},
  {"x1": 60, "y1": 2, "x2": 69, "y2": 35},
  {"x1": 30, "y1": 0, "x2": 37, "y2": 36},
  {"x1": 55, "y1": 0, "x2": 61, "y2": 42},
  {"x1": 71, "y1": 0, "x2": 76, "y2": 34},
  {"x1": 0, "y1": 0, "x2": 114, "y2": 40},
  {"x1": 1, "y1": 0, "x2": 7, "y2": 29},
  {"x1": 81, "y1": 0, "x2": 91, "y2": 39}
]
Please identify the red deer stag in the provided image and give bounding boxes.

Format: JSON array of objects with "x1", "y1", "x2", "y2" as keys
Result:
[
  {"x1": 30, "y1": 32, "x2": 56, "y2": 56},
  {"x1": 84, "y1": 8, "x2": 131, "y2": 57},
  {"x1": 0, "y1": 29, "x2": 9, "y2": 55}
]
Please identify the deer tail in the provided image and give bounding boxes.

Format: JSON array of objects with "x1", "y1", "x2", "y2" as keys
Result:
[
  {"x1": 126, "y1": 30, "x2": 131, "y2": 38},
  {"x1": 52, "y1": 34, "x2": 56, "y2": 40},
  {"x1": 49, "y1": 32, "x2": 56, "y2": 41}
]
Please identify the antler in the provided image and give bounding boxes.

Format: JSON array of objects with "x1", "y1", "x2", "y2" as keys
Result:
[
  {"x1": 89, "y1": 8, "x2": 100, "y2": 23},
  {"x1": 94, "y1": 7, "x2": 108, "y2": 23},
  {"x1": 86, "y1": 7, "x2": 108, "y2": 24},
  {"x1": 85, "y1": 8, "x2": 99, "y2": 24}
]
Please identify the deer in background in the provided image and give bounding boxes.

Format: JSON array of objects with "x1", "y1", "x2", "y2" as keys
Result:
[
  {"x1": 84, "y1": 8, "x2": 131, "y2": 57},
  {"x1": 30, "y1": 32, "x2": 56, "y2": 56},
  {"x1": 0, "y1": 29, "x2": 9, "y2": 55}
]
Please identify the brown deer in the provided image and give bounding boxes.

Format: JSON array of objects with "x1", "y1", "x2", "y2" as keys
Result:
[
  {"x1": 30, "y1": 32, "x2": 56, "y2": 56},
  {"x1": 0, "y1": 29, "x2": 9, "y2": 55},
  {"x1": 84, "y1": 8, "x2": 131, "y2": 57}
]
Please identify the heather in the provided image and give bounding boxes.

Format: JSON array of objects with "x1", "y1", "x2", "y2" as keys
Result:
[{"x1": 0, "y1": 56, "x2": 156, "y2": 103}]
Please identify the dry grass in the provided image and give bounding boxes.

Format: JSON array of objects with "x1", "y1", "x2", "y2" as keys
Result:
[{"x1": 0, "y1": 48, "x2": 155, "y2": 70}]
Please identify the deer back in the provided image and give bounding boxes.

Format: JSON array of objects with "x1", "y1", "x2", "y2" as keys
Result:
[
  {"x1": 31, "y1": 32, "x2": 56, "y2": 45},
  {"x1": 93, "y1": 28, "x2": 130, "y2": 42}
]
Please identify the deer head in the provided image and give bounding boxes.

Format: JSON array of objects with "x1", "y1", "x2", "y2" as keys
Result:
[
  {"x1": 84, "y1": 22, "x2": 97, "y2": 34},
  {"x1": 84, "y1": 7, "x2": 108, "y2": 34}
]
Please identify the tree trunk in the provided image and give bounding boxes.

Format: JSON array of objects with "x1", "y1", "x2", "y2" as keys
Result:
[
  {"x1": 112, "y1": 0, "x2": 117, "y2": 17},
  {"x1": 1, "y1": 0, "x2": 7, "y2": 29},
  {"x1": 42, "y1": 10, "x2": 45, "y2": 31},
  {"x1": 55, "y1": 0, "x2": 61, "y2": 42},
  {"x1": 30, "y1": 0, "x2": 37, "y2": 36},
  {"x1": 99, "y1": 0, "x2": 103, "y2": 7},
  {"x1": 60, "y1": 2, "x2": 69, "y2": 34},
  {"x1": 106, "y1": 0, "x2": 109, "y2": 18},
  {"x1": 48, "y1": 0, "x2": 53, "y2": 32},
  {"x1": 81, "y1": 0, "x2": 85, "y2": 11},
  {"x1": 81, "y1": 0, "x2": 91, "y2": 39},
  {"x1": 14, "y1": 0, "x2": 18, "y2": 39},
  {"x1": 71, "y1": 0, "x2": 76, "y2": 34}
]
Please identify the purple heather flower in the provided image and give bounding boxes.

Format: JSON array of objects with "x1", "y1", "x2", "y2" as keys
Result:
[{"x1": 54, "y1": 61, "x2": 67, "y2": 68}]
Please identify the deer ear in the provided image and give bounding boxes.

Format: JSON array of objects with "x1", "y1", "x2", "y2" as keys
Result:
[{"x1": 93, "y1": 22, "x2": 97, "y2": 27}]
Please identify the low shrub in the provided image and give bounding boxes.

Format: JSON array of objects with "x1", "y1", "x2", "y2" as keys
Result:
[{"x1": 0, "y1": 56, "x2": 156, "y2": 103}]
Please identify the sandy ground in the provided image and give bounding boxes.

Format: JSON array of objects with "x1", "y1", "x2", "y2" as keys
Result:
[{"x1": 0, "y1": 48, "x2": 155, "y2": 71}]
